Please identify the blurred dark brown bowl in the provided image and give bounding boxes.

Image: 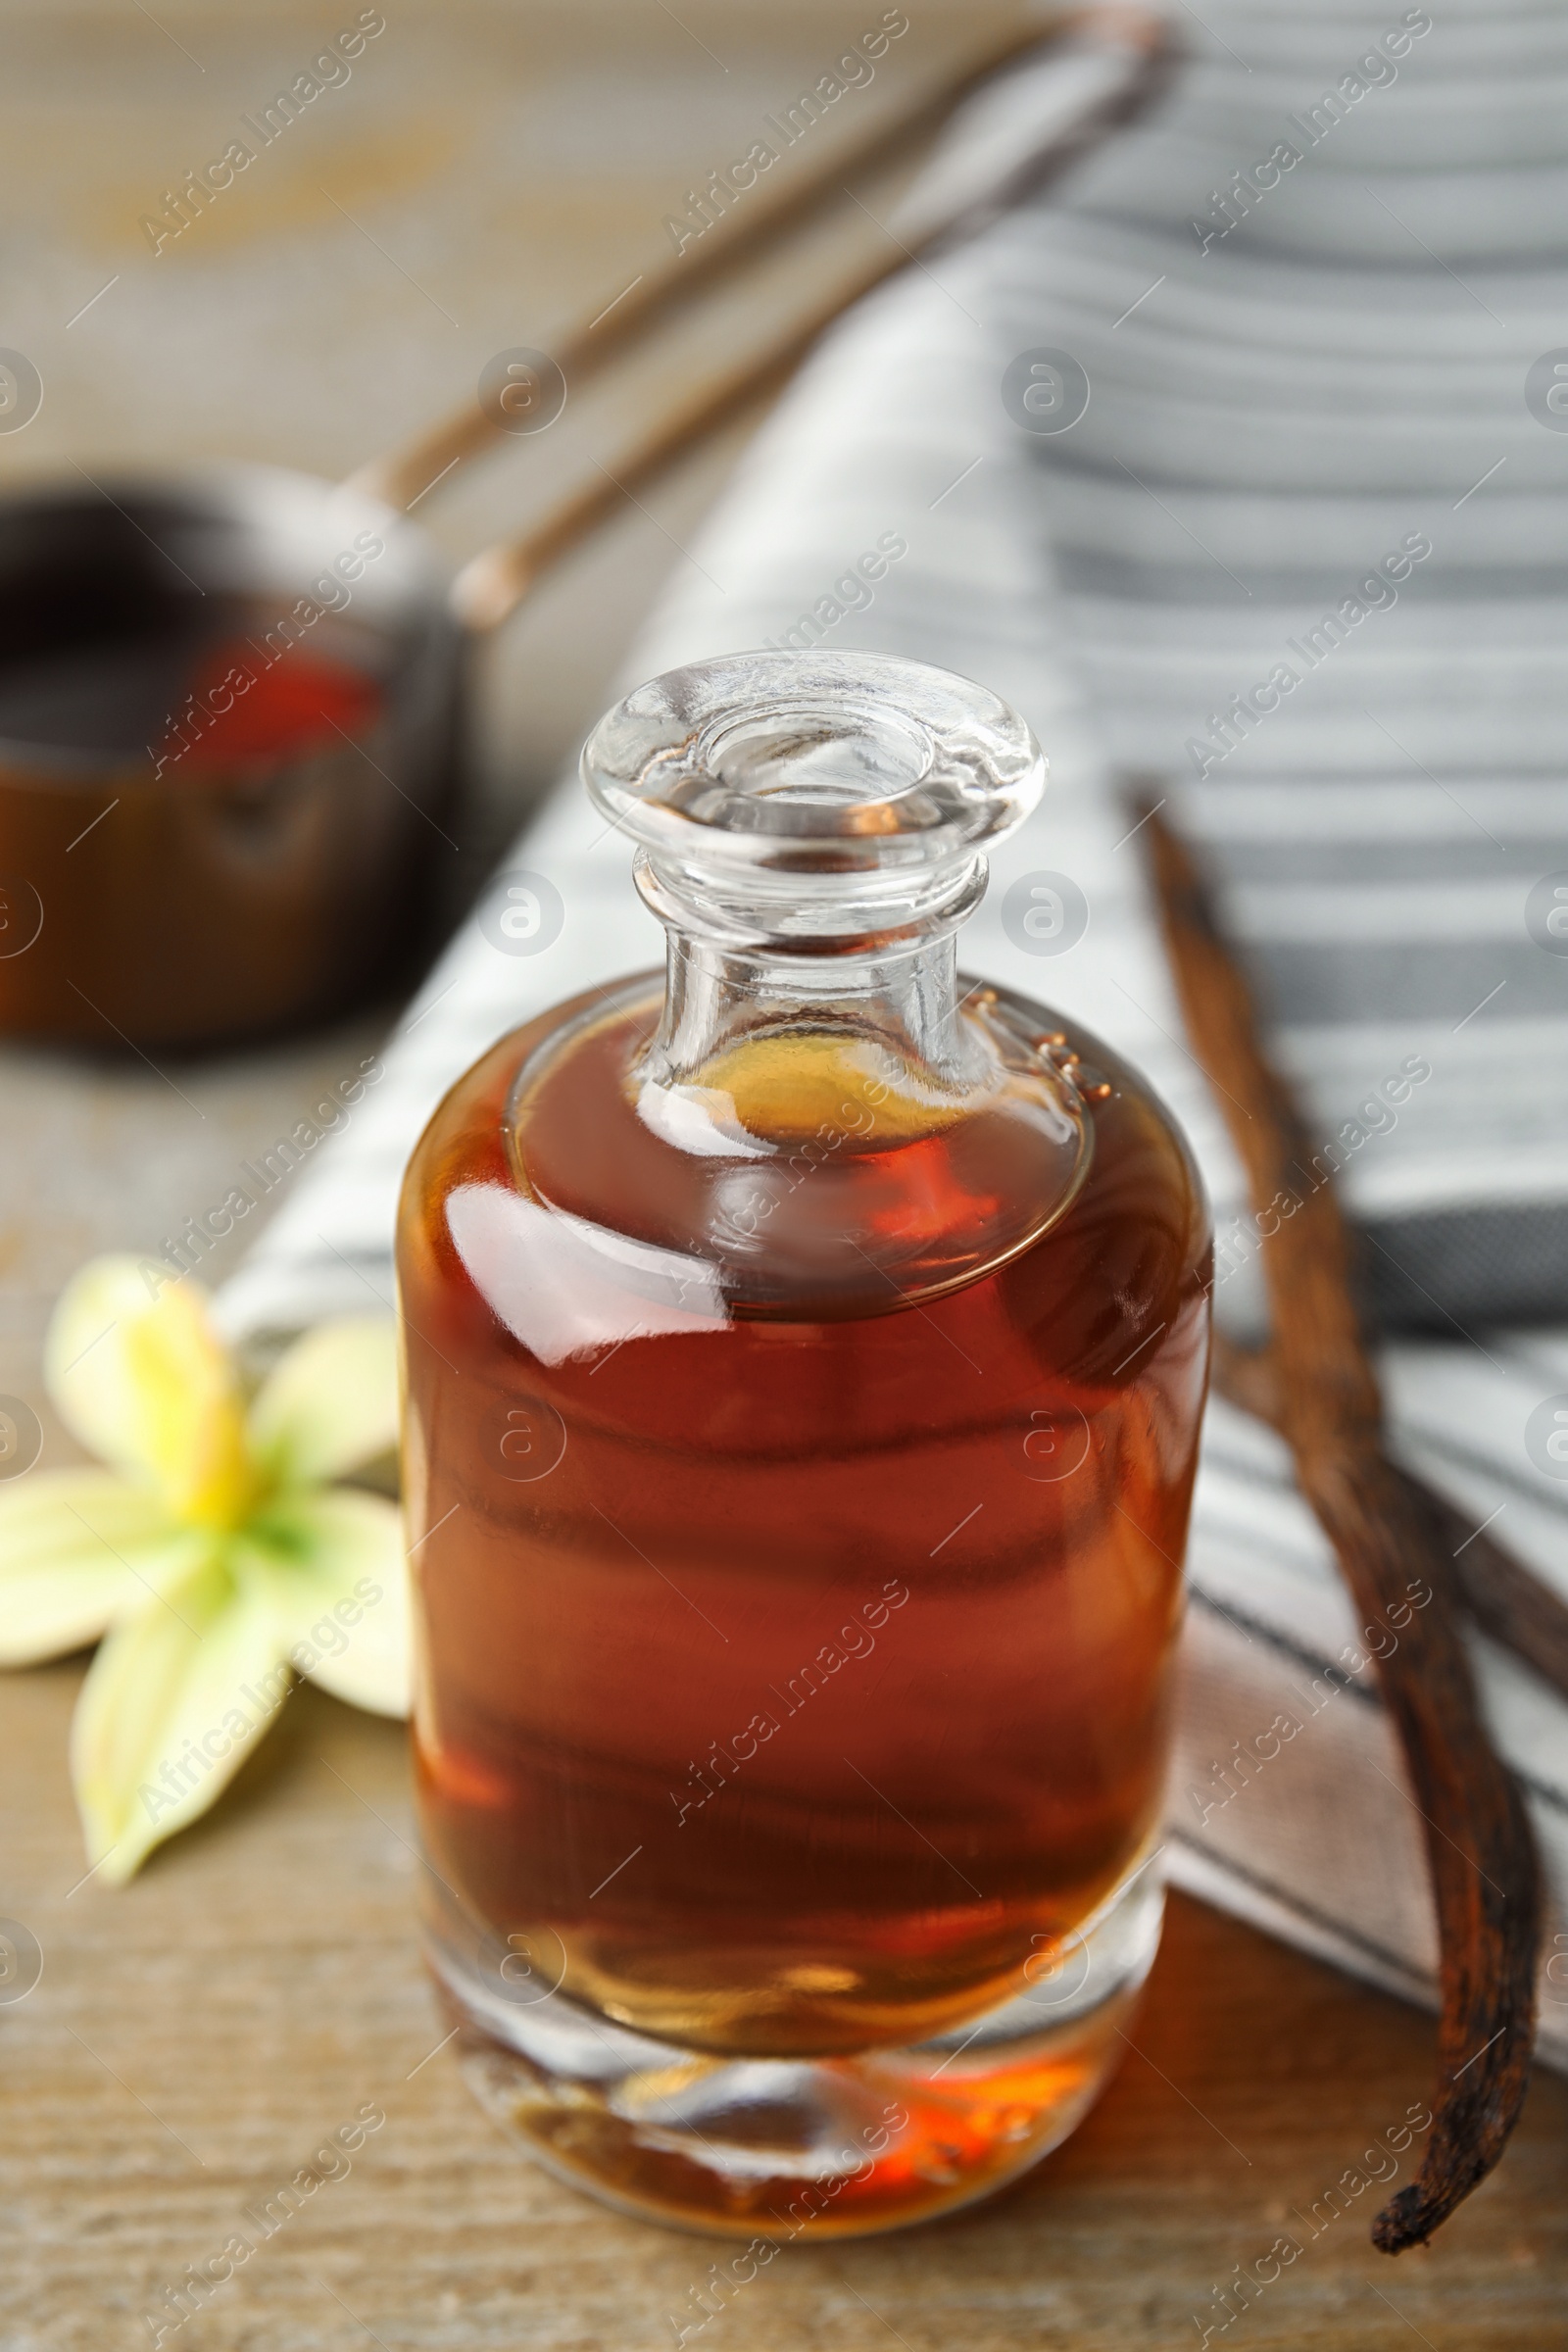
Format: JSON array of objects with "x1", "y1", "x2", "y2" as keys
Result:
[{"x1": 0, "y1": 466, "x2": 465, "y2": 1051}]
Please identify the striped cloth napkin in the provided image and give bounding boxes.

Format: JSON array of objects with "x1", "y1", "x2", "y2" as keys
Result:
[{"x1": 221, "y1": 0, "x2": 1568, "y2": 2058}]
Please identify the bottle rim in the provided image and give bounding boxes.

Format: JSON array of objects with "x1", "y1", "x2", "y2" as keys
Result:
[{"x1": 581, "y1": 650, "x2": 1046, "y2": 879}]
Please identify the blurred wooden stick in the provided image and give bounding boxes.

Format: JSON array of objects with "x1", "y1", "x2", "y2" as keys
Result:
[
  {"x1": 448, "y1": 8, "x2": 1174, "y2": 629},
  {"x1": 353, "y1": 9, "x2": 1168, "y2": 514}
]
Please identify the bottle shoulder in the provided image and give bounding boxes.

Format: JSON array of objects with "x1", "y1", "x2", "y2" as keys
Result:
[{"x1": 398, "y1": 970, "x2": 1209, "y2": 1356}]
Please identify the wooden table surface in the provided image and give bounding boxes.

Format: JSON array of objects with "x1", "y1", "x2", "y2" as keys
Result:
[
  {"x1": 6, "y1": 1659, "x2": 1565, "y2": 2352},
  {"x1": 1, "y1": 8, "x2": 1563, "y2": 2344}
]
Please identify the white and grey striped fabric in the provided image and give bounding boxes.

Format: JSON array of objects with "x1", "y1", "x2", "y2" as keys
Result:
[{"x1": 221, "y1": 2, "x2": 1568, "y2": 2055}]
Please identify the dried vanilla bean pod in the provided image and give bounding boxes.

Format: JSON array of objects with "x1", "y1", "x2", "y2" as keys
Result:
[
  {"x1": 1422, "y1": 1496, "x2": 1568, "y2": 1702},
  {"x1": 1141, "y1": 804, "x2": 1541, "y2": 2252},
  {"x1": 1210, "y1": 1333, "x2": 1568, "y2": 1706}
]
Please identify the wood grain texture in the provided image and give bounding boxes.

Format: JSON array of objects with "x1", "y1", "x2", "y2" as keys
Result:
[{"x1": 3, "y1": 1660, "x2": 1565, "y2": 2350}]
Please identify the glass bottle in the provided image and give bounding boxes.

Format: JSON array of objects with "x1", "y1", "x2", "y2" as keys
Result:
[{"x1": 397, "y1": 651, "x2": 1210, "y2": 2237}]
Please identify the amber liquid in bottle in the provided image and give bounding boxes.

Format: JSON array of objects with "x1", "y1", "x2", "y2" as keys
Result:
[{"x1": 399, "y1": 653, "x2": 1209, "y2": 2235}]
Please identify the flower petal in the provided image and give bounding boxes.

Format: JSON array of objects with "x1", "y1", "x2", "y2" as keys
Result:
[
  {"x1": 240, "y1": 1489, "x2": 411, "y2": 1718},
  {"x1": 45, "y1": 1256, "x2": 254, "y2": 1527},
  {"x1": 0, "y1": 1469, "x2": 207, "y2": 1665},
  {"x1": 247, "y1": 1317, "x2": 399, "y2": 1490},
  {"x1": 71, "y1": 1550, "x2": 291, "y2": 1885}
]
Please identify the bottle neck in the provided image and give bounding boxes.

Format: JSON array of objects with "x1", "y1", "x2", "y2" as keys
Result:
[
  {"x1": 641, "y1": 926, "x2": 988, "y2": 1098},
  {"x1": 584, "y1": 651, "x2": 1049, "y2": 1108}
]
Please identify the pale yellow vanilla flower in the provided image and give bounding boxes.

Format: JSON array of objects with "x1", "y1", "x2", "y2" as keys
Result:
[{"x1": 0, "y1": 1256, "x2": 409, "y2": 1884}]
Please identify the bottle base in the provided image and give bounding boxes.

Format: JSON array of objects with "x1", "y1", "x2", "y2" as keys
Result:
[{"x1": 425, "y1": 1865, "x2": 1162, "y2": 2239}]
